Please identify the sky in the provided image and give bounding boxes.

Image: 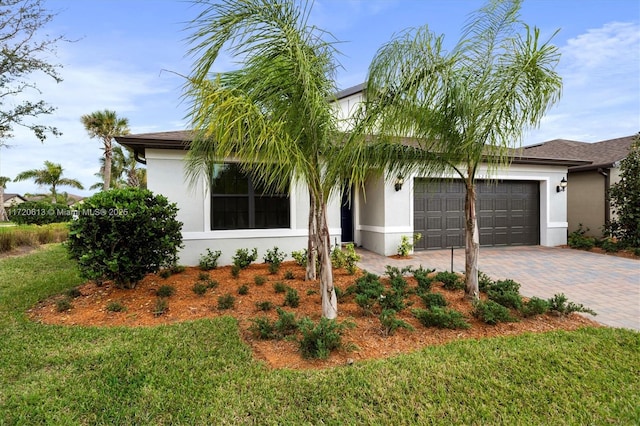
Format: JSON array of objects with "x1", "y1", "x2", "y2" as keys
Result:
[{"x1": 2, "y1": 0, "x2": 639, "y2": 198}]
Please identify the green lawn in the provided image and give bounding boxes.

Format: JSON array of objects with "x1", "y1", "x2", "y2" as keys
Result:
[{"x1": 1, "y1": 245, "x2": 638, "y2": 424}]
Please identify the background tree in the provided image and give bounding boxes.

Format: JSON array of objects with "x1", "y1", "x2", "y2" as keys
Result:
[
  {"x1": 89, "y1": 145, "x2": 146, "y2": 190},
  {"x1": 348, "y1": 0, "x2": 562, "y2": 300},
  {"x1": 607, "y1": 133, "x2": 640, "y2": 247},
  {"x1": 0, "y1": 176, "x2": 9, "y2": 221},
  {"x1": 14, "y1": 160, "x2": 83, "y2": 203},
  {"x1": 1, "y1": 0, "x2": 66, "y2": 145},
  {"x1": 81, "y1": 110, "x2": 130, "y2": 190},
  {"x1": 185, "y1": 0, "x2": 343, "y2": 318}
]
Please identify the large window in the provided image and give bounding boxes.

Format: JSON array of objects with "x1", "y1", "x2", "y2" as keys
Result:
[{"x1": 210, "y1": 163, "x2": 290, "y2": 230}]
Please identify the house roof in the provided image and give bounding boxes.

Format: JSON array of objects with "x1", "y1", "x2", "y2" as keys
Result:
[
  {"x1": 116, "y1": 130, "x2": 589, "y2": 168},
  {"x1": 521, "y1": 135, "x2": 635, "y2": 172},
  {"x1": 2, "y1": 193, "x2": 26, "y2": 203}
]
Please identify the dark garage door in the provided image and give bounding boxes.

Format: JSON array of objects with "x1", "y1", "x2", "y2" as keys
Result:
[{"x1": 414, "y1": 179, "x2": 539, "y2": 250}]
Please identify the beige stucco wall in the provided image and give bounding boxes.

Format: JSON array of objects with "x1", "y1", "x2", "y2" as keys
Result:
[{"x1": 567, "y1": 170, "x2": 607, "y2": 237}]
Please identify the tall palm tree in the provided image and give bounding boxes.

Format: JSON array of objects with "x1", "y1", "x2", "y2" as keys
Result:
[
  {"x1": 0, "y1": 176, "x2": 10, "y2": 221},
  {"x1": 81, "y1": 110, "x2": 130, "y2": 190},
  {"x1": 14, "y1": 161, "x2": 84, "y2": 203},
  {"x1": 348, "y1": 0, "x2": 562, "y2": 300},
  {"x1": 90, "y1": 145, "x2": 145, "y2": 190},
  {"x1": 185, "y1": 0, "x2": 344, "y2": 319}
]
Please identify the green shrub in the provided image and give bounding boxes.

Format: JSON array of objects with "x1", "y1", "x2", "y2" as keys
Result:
[
  {"x1": 283, "y1": 287, "x2": 300, "y2": 308},
  {"x1": 153, "y1": 298, "x2": 169, "y2": 316},
  {"x1": 158, "y1": 269, "x2": 172, "y2": 279},
  {"x1": 199, "y1": 249, "x2": 222, "y2": 270},
  {"x1": 264, "y1": 247, "x2": 286, "y2": 274},
  {"x1": 170, "y1": 265, "x2": 185, "y2": 274},
  {"x1": 412, "y1": 307, "x2": 470, "y2": 329},
  {"x1": 192, "y1": 282, "x2": 208, "y2": 296},
  {"x1": 197, "y1": 271, "x2": 209, "y2": 281},
  {"x1": 156, "y1": 285, "x2": 175, "y2": 298},
  {"x1": 298, "y1": 317, "x2": 354, "y2": 359},
  {"x1": 413, "y1": 266, "x2": 435, "y2": 293},
  {"x1": 206, "y1": 279, "x2": 219, "y2": 289},
  {"x1": 274, "y1": 308, "x2": 298, "y2": 336},
  {"x1": 254, "y1": 275, "x2": 266, "y2": 286},
  {"x1": 568, "y1": 224, "x2": 595, "y2": 250},
  {"x1": 343, "y1": 243, "x2": 360, "y2": 275},
  {"x1": 231, "y1": 264, "x2": 241, "y2": 278},
  {"x1": 547, "y1": 293, "x2": 597, "y2": 316},
  {"x1": 472, "y1": 300, "x2": 516, "y2": 325},
  {"x1": 330, "y1": 244, "x2": 346, "y2": 269},
  {"x1": 55, "y1": 297, "x2": 72, "y2": 312},
  {"x1": 521, "y1": 297, "x2": 550, "y2": 317},
  {"x1": 488, "y1": 290, "x2": 523, "y2": 310},
  {"x1": 379, "y1": 309, "x2": 414, "y2": 336},
  {"x1": 600, "y1": 237, "x2": 620, "y2": 253},
  {"x1": 217, "y1": 294, "x2": 235, "y2": 310},
  {"x1": 249, "y1": 317, "x2": 276, "y2": 339},
  {"x1": 435, "y1": 271, "x2": 464, "y2": 290},
  {"x1": 478, "y1": 270, "x2": 494, "y2": 293},
  {"x1": 66, "y1": 188, "x2": 183, "y2": 289},
  {"x1": 291, "y1": 249, "x2": 307, "y2": 266},
  {"x1": 349, "y1": 272, "x2": 384, "y2": 298},
  {"x1": 255, "y1": 301, "x2": 274, "y2": 311},
  {"x1": 273, "y1": 281, "x2": 287, "y2": 294},
  {"x1": 106, "y1": 301, "x2": 126, "y2": 312},
  {"x1": 284, "y1": 270, "x2": 295, "y2": 280},
  {"x1": 238, "y1": 284, "x2": 249, "y2": 295},
  {"x1": 379, "y1": 289, "x2": 407, "y2": 312},
  {"x1": 7, "y1": 200, "x2": 71, "y2": 225},
  {"x1": 232, "y1": 248, "x2": 258, "y2": 269},
  {"x1": 420, "y1": 292, "x2": 447, "y2": 309},
  {"x1": 355, "y1": 293, "x2": 377, "y2": 315}
]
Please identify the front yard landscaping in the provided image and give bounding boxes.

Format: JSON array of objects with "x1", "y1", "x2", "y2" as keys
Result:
[{"x1": 1, "y1": 244, "x2": 638, "y2": 424}]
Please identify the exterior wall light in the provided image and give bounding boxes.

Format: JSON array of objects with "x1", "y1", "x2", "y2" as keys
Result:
[
  {"x1": 394, "y1": 176, "x2": 405, "y2": 191},
  {"x1": 557, "y1": 177, "x2": 567, "y2": 192}
]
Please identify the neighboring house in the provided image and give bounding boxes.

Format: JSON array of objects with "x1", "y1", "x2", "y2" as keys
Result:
[
  {"x1": 2, "y1": 193, "x2": 27, "y2": 208},
  {"x1": 117, "y1": 85, "x2": 588, "y2": 266},
  {"x1": 25, "y1": 193, "x2": 85, "y2": 206},
  {"x1": 523, "y1": 135, "x2": 635, "y2": 238}
]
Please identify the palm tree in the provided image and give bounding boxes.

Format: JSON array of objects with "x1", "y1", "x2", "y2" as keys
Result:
[
  {"x1": 0, "y1": 176, "x2": 10, "y2": 221},
  {"x1": 90, "y1": 145, "x2": 145, "y2": 190},
  {"x1": 348, "y1": 0, "x2": 562, "y2": 300},
  {"x1": 81, "y1": 110, "x2": 130, "y2": 190},
  {"x1": 184, "y1": 0, "x2": 344, "y2": 319},
  {"x1": 14, "y1": 161, "x2": 84, "y2": 203}
]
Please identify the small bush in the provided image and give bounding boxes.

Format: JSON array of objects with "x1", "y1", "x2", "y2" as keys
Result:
[
  {"x1": 231, "y1": 264, "x2": 241, "y2": 278},
  {"x1": 206, "y1": 279, "x2": 219, "y2": 289},
  {"x1": 217, "y1": 294, "x2": 235, "y2": 310},
  {"x1": 284, "y1": 270, "x2": 295, "y2": 280},
  {"x1": 291, "y1": 249, "x2": 307, "y2": 266},
  {"x1": 264, "y1": 246, "x2": 286, "y2": 274},
  {"x1": 65, "y1": 287, "x2": 82, "y2": 298},
  {"x1": 478, "y1": 270, "x2": 494, "y2": 293},
  {"x1": 106, "y1": 301, "x2": 126, "y2": 312},
  {"x1": 472, "y1": 300, "x2": 516, "y2": 325},
  {"x1": 355, "y1": 293, "x2": 377, "y2": 315},
  {"x1": 298, "y1": 317, "x2": 354, "y2": 359},
  {"x1": 600, "y1": 237, "x2": 619, "y2": 253},
  {"x1": 238, "y1": 284, "x2": 249, "y2": 295},
  {"x1": 420, "y1": 292, "x2": 447, "y2": 309},
  {"x1": 170, "y1": 265, "x2": 185, "y2": 274},
  {"x1": 153, "y1": 298, "x2": 169, "y2": 316},
  {"x1": 283, "y1": 287, "x2": 300, "y2": 308},
  {"x1": 435, "y1": 271, "x2": 464, "y2": 290},
  {"x1": 254, "y1": 275, "x2": 266, "y2": 286},
  {"x1": 378, "y1": 289, "x2": 406, "y2": 312},
  {"x1": 232, "y1": 247, "x2": 258, "y2": 269},
  {"x1": 379, "y1": 309, "x2": 414, "y2": 336},
  {"x1": 274, "y1": 308, "x2": 299, "y2": 336},
  {"x1": 7, "y1": 200, "x2": 70, "y2": 225},
  {"x1": 343, "y1": 243, "x2": 360, "y2": 275},
  {"x1": 156, "y1": 285, "x2": 175, "y2": 298},
  {"x1": 158, "y1": 269, "x2": 172, "y2": 279},
  {"x1": 348, "y1": 272, "x2": 384, "y2": 298},
  {"x1": 199, "y1": 249, "x2": 222, "y2": 270},
  {"x1": 197, "y1": 271, "x2": 209, "y2": 281},
  {"x1": 568, "y1": 224, "x2": 595, "y2": 250},
  {"x1": 486, "y1": 279, "x2": 523, "y2": 310},
  {"x1": 255, "y1": 301, "x2": 275, "y2": 311},
  {"x1": 331, "y1": 244, "x2": 346, "y2": 269},
  {"x1": 273, "y1": 281, "x2": 287, "y2": 294},
  {"x1": 66, "y1": 188, "x2": 183, "y2": 289},
  {"x1": 413, "y1": 307, "x2": 470, "y2": 329},
  {"x1": 521, "y1": 297, "x2": 550, "y2": 317},
  {"x1": 56, "y1": 297, "x2": 72, "y2": 312},
  {"x1": 547, "y1": 293, "x2": 597, "y2": 316},
  {"x1": 249, "y1": 317, "x2": 276, "y2": 340},
  {"x1": 192, "y1": 282, "x2": 208, "y2": 296},
  {"x1": 389, "y1": 276, "x2": 409, "y2": 294},
  {"x1": 413, "y1": 266, "x2": 435, "y2": 293}
]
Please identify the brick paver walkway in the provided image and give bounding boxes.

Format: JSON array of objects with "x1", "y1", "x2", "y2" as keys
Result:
[{"x1": 356, "y1": 246, "x2": 640, "y2": 330}]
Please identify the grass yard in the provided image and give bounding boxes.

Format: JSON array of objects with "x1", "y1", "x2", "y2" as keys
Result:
[{"x1": 1, "y1": 244, "x2": 638, "y2": 424}]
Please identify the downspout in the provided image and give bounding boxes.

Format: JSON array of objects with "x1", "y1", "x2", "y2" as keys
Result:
[
  {"x1": 134, "y1": 150, "x2": 147, "y2": 165},
  {"x1": 597, "y1": 168, "x2": 610, "y2": 226}
]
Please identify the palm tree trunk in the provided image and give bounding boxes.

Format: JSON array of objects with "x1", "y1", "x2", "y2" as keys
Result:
[
  {"x1": 316, "y1": 199, "x2": 338, "y2": 319},
  {"x1": 306, "y1": 187, "x2": 317, "y2": 280},
  {"x1": 103, "y1": 139, "x2": 112, "y2": 190},
  {"x1": 51, "y1": 185, "x2": 57, "y2": 204},
  {"x1": 0, "y1": 186, "x2": 7, "y2": 222},
  {"x1": 464, "y1": 178, "x2": 480, "y2": 301}
]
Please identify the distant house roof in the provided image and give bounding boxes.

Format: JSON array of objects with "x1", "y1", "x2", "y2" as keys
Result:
[
  {"x1": 24, "y1": 193, "x2": 85, "y2": 206},
  {"x1": 2, "y1": 193, "x2": 27, "y2": 205},
  {"x1": 522, "y1": 135, "x2": 635, "y2": 172}
]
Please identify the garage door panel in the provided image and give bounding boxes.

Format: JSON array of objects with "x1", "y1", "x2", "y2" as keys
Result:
[{"x1": 414, "y1": 179, "x2": 539, "y2": 249}]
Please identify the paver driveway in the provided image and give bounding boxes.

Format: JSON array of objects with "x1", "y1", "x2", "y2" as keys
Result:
[{"x1": 356, "y1": 246, "x2": 640, "y2": 330}]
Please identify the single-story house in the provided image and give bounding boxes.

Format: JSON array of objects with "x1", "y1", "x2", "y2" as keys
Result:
[
  {"x1": 2, "y1": 193, "x2": 27, "y2": 208},
  {"x1": 116, "y1": 85, "x2": 589, "y2": 266},
  {"x1": 522, "y1": 135, "x2": 635, "y2": 237}
]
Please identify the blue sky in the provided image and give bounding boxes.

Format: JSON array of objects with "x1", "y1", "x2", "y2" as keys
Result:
[{"x1": 3, "y1": 0, "x2": 639, "y2": 197}]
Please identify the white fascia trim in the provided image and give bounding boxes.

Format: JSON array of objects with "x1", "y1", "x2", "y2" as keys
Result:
[
  {"x1": 184, "y1": 227, "x2": 341, "y2": 241},
  {"x1": 357, "y1": 225, "x2": 414, "y2": 234},
  {"x1": 547, "y1": 222, "x2": 568, "y2": 228}
]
